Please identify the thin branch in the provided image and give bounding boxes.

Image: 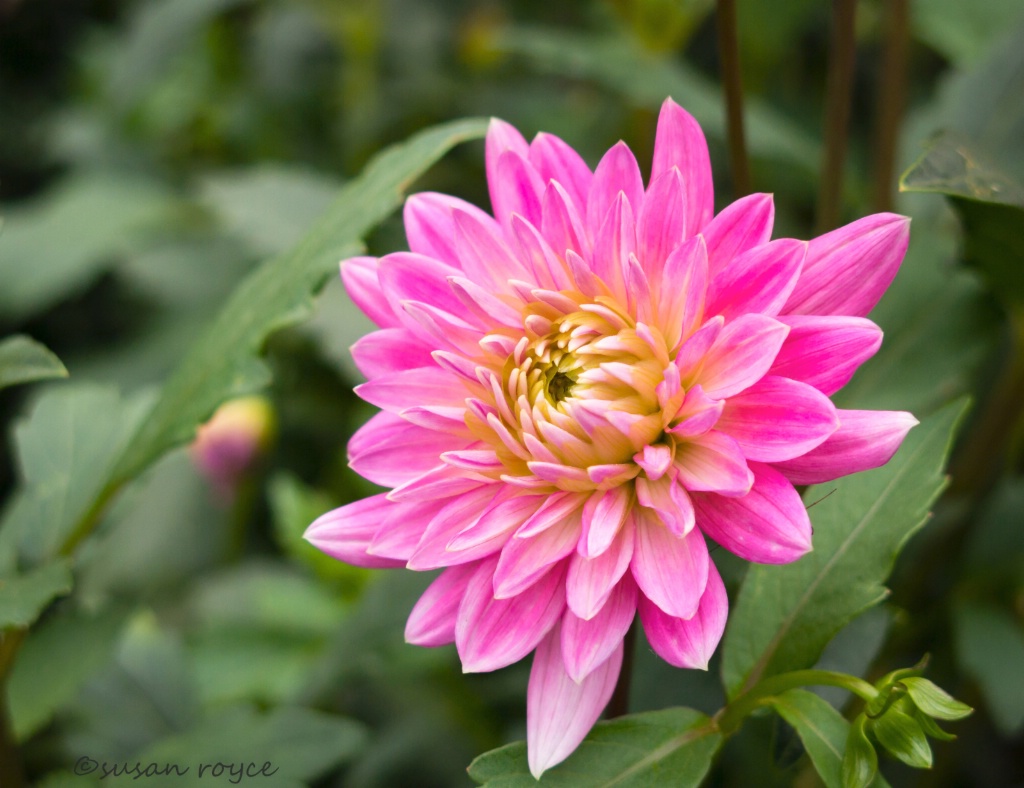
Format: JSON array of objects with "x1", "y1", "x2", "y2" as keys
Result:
[
  {"x1": 816, "y1": 0, "x2": 859, "y2": 233},
  {"x1": 872, "y1": 0, "x2": 910, "y2": 212},
  {"x1": 716, "y1": 0, "x2": 751, "y2": 196},
  {"x1": 607, "y1": 621, "x2": 637, "y2": 718}
]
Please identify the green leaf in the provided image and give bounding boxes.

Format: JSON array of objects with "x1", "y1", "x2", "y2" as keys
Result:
[
  {"x1": 494, "y1": 26, "x2": 819, "y2": 169},
  {"x1": 842, "y1": 717, "x2": 880, "y2": 788},
  {"x1": 0, "y1": 172, "x2": 175, "y2": 321},
  {"x1": 900, "y1": 131, "x2": 1024, "y2": 308},
  {"x1": 870, "y1": 707, "x2": 932, "y2": 769},
  {"x1": 914, "y1": 0, "x2": 1024, "y2": 66},
  {"x1": 769, "y1": 690, "x2": 886, "y2": 788},
  {"x1": 0, "y1": 335, "x2": 68, "y2": 390},
  {"x1": 722, "y1": 401, "x2": 967, "y2": 698},
  {"x1": 468, "y1": 708, "x2": 721, "y2": 787},
  {"x1": 900, "y1": 678, "x2": 973, "y2": 721},
  {"x1": 0, "y1": 560, "x2": 72, "y2": 629},
  {"x1": 110, "y1": 117, "x2": 487, "y2": 487},
  {"x1": 953, "y1": 599, "x2": 1024, "y2": 735}
]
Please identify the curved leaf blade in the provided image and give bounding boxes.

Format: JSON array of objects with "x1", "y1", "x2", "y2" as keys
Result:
[{"x1": 0, "y1": 336, "x2": 68, "y2": 391}]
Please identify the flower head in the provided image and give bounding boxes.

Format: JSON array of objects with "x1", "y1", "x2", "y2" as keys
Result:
[{"x1": 306, "y1": 98, "x2": 916, "y2": 778}]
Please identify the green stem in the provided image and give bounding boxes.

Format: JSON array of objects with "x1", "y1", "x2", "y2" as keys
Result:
[
  {"x1": 715, "y1": 669, "x2": 878, "y2": 735},
  {"x1": 716, "y1": 0, "x2": 751, "y2": 196},
  {"x1": 816, "y1": 0, "x2": 858, "y2": 233},
  {"x1": 871, "y1": 0, "x2": 909, "y2": 212},
  {"x1": 0, "y1": 635, "x2": 26, "y2": 788}
]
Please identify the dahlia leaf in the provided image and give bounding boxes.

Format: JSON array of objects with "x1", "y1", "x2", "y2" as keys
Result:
[
  {"x1": 468, "y1": 707, "x2": 720, "y2": 787},
  {"x1": 721, "y1": 399, "x2": 968, "y2": 698},
  {"x1": 0, "y1": 335, "x2": 68, "y2": 391},
  {"x1": 111, "y1": 117, "x2": 487, "y2": 485},
  {"x1": 770, "y1": 690, "x2": 889, "y2": 788}
]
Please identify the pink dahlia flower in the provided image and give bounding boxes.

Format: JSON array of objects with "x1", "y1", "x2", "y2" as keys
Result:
[{"x1": 306, "y1": 98, "x2": 917, "y2": 778}]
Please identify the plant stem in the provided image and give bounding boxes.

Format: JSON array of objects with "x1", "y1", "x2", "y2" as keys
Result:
[
  {"x1": 715, "y1": 669, "x2": 878, "y2": 735},
  {"x1": 872, "y1": 0, "x2": 909, "y2": 212},
  {"x1": 816, "y1": 0, "x2": 858, "y2": 233},
  {"x1": 607, "y1": 621, "x2": 637, "y2": 718},
  {"x1": 716, "y1": 0, "x2": 751, "y2": 196}
]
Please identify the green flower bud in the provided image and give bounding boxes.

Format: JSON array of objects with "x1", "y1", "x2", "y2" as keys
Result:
[
  {"x1": 901, "y1": 677, "x2": 973, "y2": 721},
  {"x1": 842, "y1": 716, "x2": 879, "y2": 788},
  {"x1": 870, "y1": 706, "x2": 933, "y2": 769}
]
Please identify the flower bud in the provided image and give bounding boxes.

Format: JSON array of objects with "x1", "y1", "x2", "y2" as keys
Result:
[{"x1": 191, "y1": 396, "x2": 275, "y2": 496}]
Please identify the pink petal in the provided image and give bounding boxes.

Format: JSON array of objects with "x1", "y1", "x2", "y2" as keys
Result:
[
  {"x1": 377, "y1": 252, "x2": 468, "y2": 324},
  {"x1": 668, "y1": 385, "x2": 724, "y2": 439},
  {"x1": 493, "y1": 149, "x2": 545, "y2": 228},
  {"x1": 350, "y1": 328, "x2": 435, "y2": 379},
  {"x1": 701, "y1": 193, "x2": 775, "y2": 277},
  {"x1": 527, "y1": 622, "x2": 622, "y2": 779},
  {"x1": 587, "y1": 141, "x2": 644, "y2": 233},
  {"x1": 566, "y1": 514, "x2": 635, "y2": 620},
  {"x1": 355, "y1": 367, "x2": 469, "y2": 414},
  {"x1": 348, "y1": 411, "x2": 465, "y2": 487},
  {"x1": 635, "y1": 474, "x2": 695, "y2": 537},
  {"x1": 517, "y1": 491, "x2": 587, "y2": 537},
  {"x1": 561, "y1": 576, "x2": 637, "y2": 682},
  {"x1": 529, "y1": 131, "x2": 593, "y2": 212},
  {"x1": 388, "y1": 465, "x2": 490, "y2": 502},
  {"x1": 304, "y1": 493, "x2": 405, "y2": 568},
  {"x1": 590, "y1": 192, "x2": 636, "y2": 301},
  {"x1": 773, "y1": 409, "x2": 918, "y2": 485},
  {"x1": 511, "y1": 214, "x2": 574, "y2": 291},
  {"x1": 494, "y1": 512, "x2": 582, "y2": 598},
  {"x1": 770, "y1": 315, "x2": 883, "y2": 395},
  {"x1": 692, "y1": 462, "x2": 812, "y2": 564},
  {"x1": 630, "y1": 508, "x2": 709, "y2": 619},
  {"x1": 403, "y1": 192, "x2": 494, "y2": 265},
  {"x1": 639, "y1": 559, "x2": 727, "y2": 670},
  {"x1": 715, "y1": 375, "x2": 840, "y2": 462},
  {"x1": 705, "y1": 238, "x2": 807, "y2": 319},
  {"x1": 447, "y1": 492, "x2": 544, "y2": 552},
  {"x1": 367, "y1": 498, "x2": 446, "y2": 560},
  {"x1": 651, "y1": 98, "x2": 713, "y2": 234},
  {"x1": 405, "y1": 562, "x2": 479, "y2": 646},
  {"x1": 675, "y1": 315, "x2": 724, "y2": 378},
  {"x1": 541, "y1": 180, "x2": 592, "y2": 259},
  {"x1": 784, "y1": 213, "x2": 910, "y2": 317},
  {"x1": 454, "y1": 208, "x2": 529, "y2": 292},
  {"x1": 447, "y1": 276, "x2": 523, "y2": 329},
  {"x1": 340, "y1": 256, "x2": 399, "y2": 328},
  {"x1": 695, "y1": 313, "x2": 790, "y2": 399},
  {"x1": 578, "y1": 486, "x2": 632, "y2": 558},
  {"x1": 673, "y1": 430, "x2": 753, "y2": 496},
  {"x1": 638, "y1": 168, "x2": 686, "y2": 279},
  {"x1": 634, "y1": 444, "x2": 674, "y2": 480},
  {"x1": 486, "y1": 118, "x2": 530, "y2": 216},
  {"x1": 658, "y1": 235, "x2": 708, "y2": 348},
  {"x1": 407, "y1": 485, "x2": 508, "y2": 570},
  {"x1": 456, "y1": 556, "x2": 567, "y2": 673}
]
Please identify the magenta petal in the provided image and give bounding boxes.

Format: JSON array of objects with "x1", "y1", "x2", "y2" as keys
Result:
[
  {"x1": 529, "y1": 131, "x2": 594, "y2": 212},
  {"x1": 453, "y1": 208, "x2": 528, "y2": 291},
  {"x1": 784, "y1": 213, "x2": 910, "y2": 317},
  {"x1": 773, "y1": 409, "x2": 918, "y2": 484},
  {"x1": 674, "y1": 430, "x2": 753, "y2": 496},
  {"x1": 658, "y1": 235, "x2": 708, "y2": 347},
  {"x1": 456, "y1": 556, "x2": 567, "y2": 673},
  {"x1": 706, "y1": 238, "x2": 807, "y2": 319},
  {"x1": 494, "y1": 513, "x2": 581, "y2": 598},
  {"x1": 716, "y1": 375, "x2": 840, "y2": 462},
  {"x1": 651, "y1": 98, "x2": 713, "y2": 234},
  {"x1": 340, "y1": 256, "x2": 399, "y2": 328},
  {"x1": 638, "y1": 168, "x2": 686, "y2": 279},
  {"x1": 668, "y1": 385, "x2": 724, "y2": 439},
  {"x1": 561, "y1": 576, "x2": 637, "y2": 682},
  {"x1": 377, "y1": 252, "x2": 468, "y2": 324},
  {"x1": 541, "y1": 180, "x2": 592, "y2": 259},
  {"x1": 304, "y1": 493, "x2": 405, "y2": 568},
  {"x1": 591, "y1": 192, "x2": 636, "y2": 301},
  {"x1": 348, "y1": 411, "x2": 464, "y2": 487},
  {"x1": 702, "y1": 192, "x2": 774, "y2": 277},
  {"x1": 355, "y1": 367, "x2": 469, "y2": 414},
  {"x1": 696, "y1": 313, "x2": 790, "y2": 399},
  {"x1": 493, "y1": 150, "x2": 545, "y2": 228},
  {"x1": 486, "y1": 118, "x2": 530, "y2": 216},
  {"x1": 527, "y1": 622, "x2": 622, "y2": 779},
  {"x1": 350, "y1": 328, "x2": 435, "y2": 379},
  {"x1": 587, "y1": 141, "x2": 644, "y2": 233},
  {"x1": 630, "y1": 508, "x2": 709, "y2": 619},
  {"x1": 567, "y1": 514, "x2": 635, "y2": 620},
  {"x1": 692, "y1": 462, "x2": 812, "y2": 564},
  {"x1": 405, "y1": 562, "x2": 479, "y2": 646},
  {"x1": 639, "y1": 560, "x2": 727, "y2": 670},
  {"x1": 770, "y1": 315, "x2": 883, "y2": 395},
  {"x1": 403, "y1": 191, "x2": 493, "y2": 265}
]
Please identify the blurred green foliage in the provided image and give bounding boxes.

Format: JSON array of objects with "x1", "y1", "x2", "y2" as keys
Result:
[{"x1": 1, "y1": 0, "x2": 1023, "y2": 785}]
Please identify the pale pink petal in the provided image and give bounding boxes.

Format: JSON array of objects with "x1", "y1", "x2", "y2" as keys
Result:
[
  {"x1": 486, "y1": 117, "x2": 530, "y2": 216},
  {"x1": 377, "y1": 252, "x2": 468, "y2": 324},
  {"x1": 692, "y1": 462, "x2": 812, "y2": 564},
  {"x1": 635, "y1": 474, "x2": 695, "y2": 537},
  {"x1": 403, "y1": 192, "x2": 493, "y2": 265},
  {"x1": 634, "y1": 444, "x2": 673, "y2": 481},
  {"x1": 673, "y1": 430, "x2": 753, "y2": 496},
  {"x1": 494, "y1": 512, "x2": 582, "y2": 599},
  {"x1": 367, "y1": 499, "x2": 446, "y2": 560},
  {"x1": 696, "y1": 313, "x2": 790, "y2": 399},
  {"x1": 561, "y1": 576, "x2": 637, "y2": 682},
  {"x1": 566, "y1": 514, "x2": 635, "y2": 620},
  {"x1": 705, "y1": 238, "x2": 807, "y2": 319},
  {"x1": 447, "y1": 492, "x2": 545, "y2": 552},
  {"x1": 517, "y1": 490, "x2": 587, "y2": 537},
  {"x1": 510, "y1": 213, "x2": 574, "y2": 290},
  {"x1": 784, "y1": 213, "x2": 910, "y2": 317},
  {"x1": 527, "y1": 622, "x2": 622, "y2": 779},
  {"x1": 630, "y1": 508, "x2": 709, "y2": 619},
  {"x1": 638, "y1": 168, "x2": 686, "y2": 279},
  {"x1": 493, "y1": 149, "x2": 545, "y2": 228},
  {"x1": 651, "y1": 98, "x2": 713, "y2": 234},
  {"x1": 407, "y1": 485, "x2": 508, "y2": 570},
  {"x1": 668, "y1": 385, "x2": 723, "y2": 439},
  {"x1": 639, "y1": 560, "x2": 727, "y2": 670},
  {"x1": 578, "y1": 486, "x2": 631, "y2": 558},
  {"x1": 701, "y1": 193, "x2": 775, "y2": 277},
  {"x1": 457, "y1": 556, "x2": 567, "y2": 673},
  {"x1": 716, "y1": 375, "x2": 840, "y2": 462},
  {"x1": 587, "y1": 141, "x2": 644, "y2": 233},
  {"x1": 529, "y1": 131, "x2": 593, "y2": 212},
  {"x1": 350, "y1": 328, "x2": 435, "y2": 378},
  {"x1": 773, "y1": 409, "x2": 918, "y2": 484},
  {"x1": 340, "y1": 256, "x2": 399, "y2": 328},
  {"x1": 658, "y1": 234, "x2": 708, "y2": 347},
  {"x1": 541, "y1": 180, "x2": 592, "y2": 259},
  {"x1": 355, "y1": 367, "x2": 470, "y2": 414},
  {"x1": 405, "y1": 563, "x2": 479, "y2": 646},
  {"x1": 400, "y1": 405, "x2": 471, "y2": 434},
  {"x1": 447, "y1": 276, "x2": 523, "y2": 329},
  {"x1": 388, "y1": 465, "x2": 491, "y2": 502},
  {"x1": 674, "y1": 315, "x2": 724, "y2": 379},
  {"x1": 590, "y1": 192, "x2": 636, "y2": 301},
  {"x1": 348, "y1": 411, "x2": 466, "y2": 487},
  {"x1": 770, "y1": 315, "x2": 883, "y2": 395},
  {"x1": 402, "y1": 301, "x2": 483, "y2": 357},
  {"x1": 304, "y1": 493, "x2": 405, "y2": 568}
]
